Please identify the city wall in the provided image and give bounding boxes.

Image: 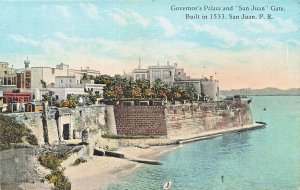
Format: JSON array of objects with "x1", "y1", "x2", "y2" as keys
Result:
[
  {"x1": 9, "y1": 105, "x2": 107, "y2": 145},
  {"x1": 113, "y1": 101, "x2": 252, "y2": 138},
  {"x1": 4, "y1": 100, "x2": 252, "y2": 145},
  {"x1": 113, "y1": 106, "x2": 167, "y2": 136},
  {"x1": 166, "y1": 102, "x2": 252, "y2": 138}
]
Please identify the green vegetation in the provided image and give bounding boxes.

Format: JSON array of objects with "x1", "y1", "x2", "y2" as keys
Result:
[
  {"x1": 67, "y1": 95, "x2": 78, "y2": 108},
  {"x1": 39, "y1": 152, "x2": 71, "y2": 190},
  {"x1": 82, "y1": 74, "x2": 197, "y2": 104},
  {"x1": 46, "y1": 170, "x2": 71, "y2": 190},
  {"x1": 39, "y1": 153, "x2": 64, "y2": 170},
  {"x1": 42, "y1": 91, "x2": 54, "y2": 106},
  {"x1": 26, "y1": 134, "x2": 38, "y2": 145},
  {"x1": 0, "y1": 115, "x2": 38, "y2": 150},
  {"x1": 72, "y1": 157, "x2": 87, "y2": 166}
]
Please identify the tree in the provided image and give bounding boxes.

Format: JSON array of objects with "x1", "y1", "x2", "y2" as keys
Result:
[
  {"x1": 42, "y1": 91, "x2": 54, "y2": 106},
  {"x1": 81, "y1": 73, "x2": 94, "y2": 81},
  {"x1": 136, "y1": 79, "x2": 150, "y2": 98},
  {"x1": 132, "y1": 86, "x2": 142, "y2": 98},
  {"x1": 144, "y1": 89, "x2": 154, "y2": 98},
  {"x1": 67, "y1": 95, "x2": 77, "y2": 108},
  {"x1": 40, "y1": 80, "x2": 47, "y2": 88},
  {"x1": 114, "y1": 86, "x2": 124, "y2": 99},
  {"x1": 103, "y1": 87, "x2": 116, "y2": 99},
  {"x1": 185, "y1": 83, "x2": 196, "y2": 101},
  {"x1": 152, "y1": 78, "x2": 163, "y2": 98}
]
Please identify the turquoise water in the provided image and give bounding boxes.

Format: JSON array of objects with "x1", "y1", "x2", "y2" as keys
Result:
[{"x1": 108, "y1": 96, "x2": 300, "y2": 190}]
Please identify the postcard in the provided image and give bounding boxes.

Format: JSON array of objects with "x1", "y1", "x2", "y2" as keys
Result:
[{"x1": 0, "y1": 1, "x2": 299, "y2": 190}]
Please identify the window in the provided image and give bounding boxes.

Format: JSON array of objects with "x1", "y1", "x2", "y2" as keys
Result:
[
  {"x1": 136, "y1": 74, "x2": 140, "y2": 80},
  {"x1": 162, "y1": 70, "x2": 171, "y2": 79},
  {"x1": 61, "y1": 79, "x2": 63, "y2": 83},
  {"x1": 152, "y1": 71, "x2": 161, "y2": 79},
  {"x1": 141, "y1": 74, "x2": 145, "y2": 80}
]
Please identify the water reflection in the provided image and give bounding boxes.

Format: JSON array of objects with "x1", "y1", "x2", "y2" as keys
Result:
[
  {"x1": 217, "y1": 132, "x2": 252, "y2": 157},
  {"x1": 220, "y1": 132, "x2": 250, "y2": 147}
]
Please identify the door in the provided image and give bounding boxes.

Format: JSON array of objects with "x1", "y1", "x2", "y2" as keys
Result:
[{"x1": 63, "y1": 124, "x2": 70, "y2": 140}]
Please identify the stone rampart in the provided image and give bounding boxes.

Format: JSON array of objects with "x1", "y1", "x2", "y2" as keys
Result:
[
  {"x1": 166, "y1": 102, "x2": 252, "y2": 138},
  {"x1": 7, "y1": 105, "x2": 107, "y2": 145},
  {"x1": 4, "y1": 101, "x2": 253, "y2": 144},
  {"x1": 114, "y1": 106, "x2": 167, "y2": 136}
]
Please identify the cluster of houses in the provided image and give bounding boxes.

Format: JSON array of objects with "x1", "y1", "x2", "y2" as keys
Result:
[
  {"x1": 0, "y1": 59, "x2": 220, "y2": 113},
  {"x1": 0, "y1": 59, "x2": 105, "y2": 112}
]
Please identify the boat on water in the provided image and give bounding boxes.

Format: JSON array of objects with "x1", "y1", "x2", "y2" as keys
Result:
[{"x1": 163, "y1": 181, "x2": 172, "y2": 190}]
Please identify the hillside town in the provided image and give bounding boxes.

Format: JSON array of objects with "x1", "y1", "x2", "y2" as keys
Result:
[{"x1": 0, "y1": 59, "x2": 219, "y2": 113}]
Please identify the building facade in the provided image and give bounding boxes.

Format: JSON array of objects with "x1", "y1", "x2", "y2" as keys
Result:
[
  {"x1": 45, "y1": 76, "x2": 105, "y2": 101},
  {"x1": 3, "y1": 92, "x2": 31, "y2": 112},
  {"x1": 133, "y1": 63, "x2": 189, "y2": 87},
  {"x1": 0, "y1": 62, "x2": 17, "y2": 91},
  {"x1": 132, "y1": 63, "x2": 220, "y2": 101}
]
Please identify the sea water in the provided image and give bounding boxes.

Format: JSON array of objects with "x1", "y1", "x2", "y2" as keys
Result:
[{"x1": 108, "y1": 96, "x2": 300, "y2": 190}]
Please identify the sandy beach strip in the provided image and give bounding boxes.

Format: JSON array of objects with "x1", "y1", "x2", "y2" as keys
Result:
[{"x1": 64, "y1": 145, "x2": 180, "y2": 190}]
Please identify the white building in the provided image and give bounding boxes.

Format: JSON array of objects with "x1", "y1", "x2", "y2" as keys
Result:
[
  {"x1": 31, "y1": 63, "x2": 69, "y2": 89},
  {"x1": 132, "y1": 62, "x2": 220, "y2": 101},
  {"x1": 45, "y1": 76, "x2": 105, "y2": 101},
  {"x1": 133, "y1": 62, "x2": 189, "y2": 86}
]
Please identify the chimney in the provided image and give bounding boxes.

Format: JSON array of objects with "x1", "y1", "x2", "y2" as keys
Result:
[{"x1": 210, "y1": 76, "x2": 213, "y2": 81}]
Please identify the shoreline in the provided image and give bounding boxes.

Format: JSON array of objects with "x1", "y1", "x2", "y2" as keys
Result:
[
  {"x1": 172, "y1": 122, "x2": 266, "y2": 143},
  {"x1": 64, "y1": 123, "x2": 265, "y2": 190},
  {"x1": 64, "y1": 145, "x2": 181, "y2": 190}
]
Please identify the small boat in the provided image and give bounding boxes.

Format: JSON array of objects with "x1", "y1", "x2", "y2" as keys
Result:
[
  {"x1": 163, "y1": 181, "x2": 172, "y2": 190},
  {"x1": 263, "y1": 107, "x2": 267, "y2": 111}
]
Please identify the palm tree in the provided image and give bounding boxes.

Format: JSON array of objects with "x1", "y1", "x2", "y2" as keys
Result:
[
  {"x1": 144, "y1": 88, "x2": 154, "y2": 98},
  {"x1": 132, "y1": 86, "x2": 142, "y2": 98},
  {"x1": 136, "y1": 79, "x2": 150, "y2": 98},
  {"x1": 114, "y1": 86, "x2": 124, "y2": 99},
  {"x1": 152, "y1": 78, "x2": 163, "y2": 98},
  {"x1": 186, "y1": 83, "x2": 196, "y2": 102}
]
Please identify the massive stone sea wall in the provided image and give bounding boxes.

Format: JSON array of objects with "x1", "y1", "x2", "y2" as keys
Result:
[
  {"x1": 114, "y1": 106, "x2": 167, "y2": 136},
  {"x1": 3, "y1": 99, "x2": 252, "y2": 144},
  {"x1": 113, "y1": 100, "x2": 252, "y2": 138},
  {"x1": 166, "y1": 102, "x2": 252, "y2": 138}
]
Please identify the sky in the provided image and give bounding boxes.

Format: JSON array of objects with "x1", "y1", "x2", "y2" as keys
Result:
[{"x1": 0, "y1": 0, "x2": 299, "y2": 90}]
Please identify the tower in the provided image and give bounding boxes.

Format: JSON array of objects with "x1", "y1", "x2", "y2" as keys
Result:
[{"x1": 24, "y1": 57, "x2": 30, "y2": 69}]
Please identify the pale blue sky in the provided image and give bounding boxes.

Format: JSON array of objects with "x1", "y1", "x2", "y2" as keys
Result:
[{"x1": 0, "y1": 0, "x2": 299, "y2": 89}]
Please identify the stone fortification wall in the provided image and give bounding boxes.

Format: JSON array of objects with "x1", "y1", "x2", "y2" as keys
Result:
[
  {"x1": 5, "y1": 101, "x2": 252, "y2": 144},
  {"x1": 8, "y1": 105, "x2": 106, "y2": 145},
  {"x1": 166, "y1": 101, "x2": 252, "y2": 138},
  {"x1": 10, "y1": 112, "x2": 58, "y2": 145},
  {"x1": 112, "y1": 101, "x2": 252, "y2": 138},
  {"x1": 72, "y1": 105, "x2": 106, "y2": 134},
  {"x1": 114, "y1": 106, "x2": 167, "y2": 136}
]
